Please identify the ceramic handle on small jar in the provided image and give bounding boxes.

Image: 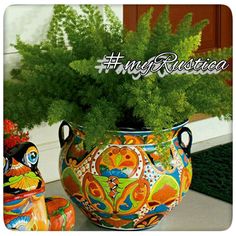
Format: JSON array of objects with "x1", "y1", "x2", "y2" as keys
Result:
[
  {"x1": 177, "y1": 127, "x2": 192, "y2": 157},
  {"x1": 58, "y1": 120, "x2": 73, "y2": 148}
]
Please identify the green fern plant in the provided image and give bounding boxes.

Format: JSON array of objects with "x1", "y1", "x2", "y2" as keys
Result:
[{"x1": 4, "y1": 5, "x2": 232, "y2": 148}]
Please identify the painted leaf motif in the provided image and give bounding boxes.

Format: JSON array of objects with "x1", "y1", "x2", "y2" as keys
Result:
[
  {"x1": 113, "y1": 178, "x2": 137, "y2": 205},
  {"x1": 115, "y1": 154, "x2": 122, "y2": 166},
  {"x1": 116, "y1": 179, "x2": 150, "y2": 214},
  {"x1": 83, "y1": 173, "x2": 113, "y2": 213},
  {"x1": 25, "y1": 172, "x2": 40, "y2": 178},
  {"x1": 148, "y1": 175, "x2": 179, "y2": 207},
  {"x1": 152, "y1": 185, "x2": 177, "y2": 204},
  {"x1": 103, "y1": 153, "x2": 111, "y2": 166},
  {"x1": 4, "y1": 175, "x2": 23, "y2": 187},
  {"x1": 93, "y1": 175, "x2": 111, "y2": 199},
  {"x1": 62, "y1": 167, "x2": 82, "y2": 195},
  {"x1": 4, "y1": 171, "x2": 41, "y2": 191}
]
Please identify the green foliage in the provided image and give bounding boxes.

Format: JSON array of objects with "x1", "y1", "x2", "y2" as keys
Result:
[
  {"x1": 195, "y1": 47, "x2": 232, "y2": 61},
  {"x1": 175, "y1": 13, "x2": 193, "y2": 38},
  {"x1": 146, "y1": 6, "x2": 172, "y2": 58},
  {"x1": 83, "y1": 99, "x2": 120, "y2": 149},
  {"x1": 47, "y1": 100, "x2": 83, "y2": 125},
  {"x1": 123, "y1": 8, "x2": 153, "y2": 61},
  {"x1": 5, "y1": 5, "x2": 232, "y2": 148},
  {"x1": 173, "y1": 33, "x2": 201, "y2": 61}
]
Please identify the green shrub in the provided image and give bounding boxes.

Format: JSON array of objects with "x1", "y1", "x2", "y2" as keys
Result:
[{"x1": 4, "y1": 5, "x2": 232, "y2": 148}]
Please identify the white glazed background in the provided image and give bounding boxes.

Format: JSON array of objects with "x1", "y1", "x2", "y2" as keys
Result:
[{"x1": 4, "y1": 5, "x2": 232, "y2": 183}]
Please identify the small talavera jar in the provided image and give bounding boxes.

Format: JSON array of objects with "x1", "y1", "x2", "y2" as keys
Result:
[
  {"x1": 59, "y1": 120, "x2": 192, "y2": 230},
  {"x1": 4, "y1": 142, "x2": 75, "y2": 231}
]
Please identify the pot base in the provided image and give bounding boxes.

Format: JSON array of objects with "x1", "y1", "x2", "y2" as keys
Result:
[{"x1": 90, "y1": 220, "x2": 157, "y2": 231}]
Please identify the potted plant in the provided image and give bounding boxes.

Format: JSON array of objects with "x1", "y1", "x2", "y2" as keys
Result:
[{"x1": 4, "y1": 5, "x2": 232, "y2": 230}]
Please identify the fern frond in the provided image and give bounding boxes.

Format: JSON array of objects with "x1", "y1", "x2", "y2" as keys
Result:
[
  {"x1": 146, "y1": 6, "x2": 172, "y2": 58},
  {"x1": 195, "y1": 47, "x2": 232, "y2": 61},
  {"x1": 123, "y1": 7, "x2": 153, "y2": 61},
  {"x1": 173, "y1": 33, "x2": 202, "y2": 60},
  {"x1": 190, "y1": 19, "x2": 209, "y2": 36}
]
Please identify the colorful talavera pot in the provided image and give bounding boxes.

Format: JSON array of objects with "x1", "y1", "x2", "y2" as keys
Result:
[
  {"x1": 59, "y1": 120, "x2": 192, "y2": 230},
  {"x1": 4, "y1": 142, "x2": 75, "y2": 231}
]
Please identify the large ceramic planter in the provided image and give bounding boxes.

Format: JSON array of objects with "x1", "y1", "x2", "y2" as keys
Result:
[
  {"x1": 59, "y1": 120, "x2": 193, "y2": 230},
  {"x1": 4, "y1": 142, "x2": 75, "y2": 231}
]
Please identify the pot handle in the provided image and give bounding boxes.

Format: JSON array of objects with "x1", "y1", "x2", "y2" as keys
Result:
[
  {"x1": 58, "y1": 120, "x2": 73, "y2": 148},
  {"x1": 177, "y1": 127, "x2": 192, "y2": 157}
]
